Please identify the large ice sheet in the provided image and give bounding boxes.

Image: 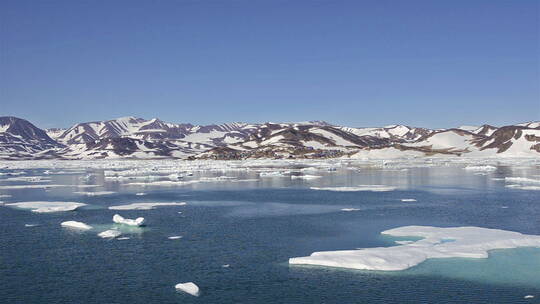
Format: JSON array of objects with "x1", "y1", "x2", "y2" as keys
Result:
[
  {"x1": 289, "y1": 226, "x2": 540, "y2": 271},
  {"x1": 108, "y1": 202, "x2": 187, "y2": 210},
  {"x1": 6, "y1": 201, "x2": 87, "y2": 213}
]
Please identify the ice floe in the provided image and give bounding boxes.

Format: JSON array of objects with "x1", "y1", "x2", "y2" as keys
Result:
[
  {"x1": 464, "y1": 165, "x2": 496, "y2": 171},
  {"x1": 98, "y1": 229, "x2": 122, "y2": 238},
  {"x1": 74, "y1": 191, "x2": 116, "y2": 196},
  {"x1": 524, "y1": 295, "x2": 535, "y2": 299},
  {"x1": 401, "y1": 199, "x2": 417, "y2": 202},
  {"x1": 6, "y1": 201, "x2": 87, "y2": 213},
  {"x1": 505, "y1": 184, "x2": 540, "y2": 191},
  {"x1": 310, "y1": 185, "x2": 396, "y2": 192},
  {"x1": 135, "y1": 192, "x2": 146, "y2": 196},
  {"x1": 341, "y1": 208, "x2": 360, "y2": 212},
  {"x1": 113, "y1": 214, "x2": 146, "y2": 226},
  {"x1": 109, "y1": 202, "x2": 187, "y2": 210},
  {"x1": 116, "y1": 237, "x2": 131, "y2": 240},
  {"x1": 505, "y1": 177, "x2": 540, "y2": 184},
  {"x1": 291, "y1": 175, "x2": 322, "y2": 180},
  {"x1": 175, "y1": 282, "x2": 200, "y2": 297},
  {"x1": 289, "y1": 226, "x2": 540, "y2": 271},
  {"x1": 61, "y1": 221, "x2": 92, "y2": 230},
  {"x1": 168, "y1": 236, "x2": 182, "y2": 240}
]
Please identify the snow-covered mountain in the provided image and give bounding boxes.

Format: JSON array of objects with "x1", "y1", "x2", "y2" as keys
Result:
[
  {"x1": 0, "y1": 117, "x2": 63, "y2": 159},
  {"x1": 2, "y1": 116, "x2": 539, "y2": 160}
]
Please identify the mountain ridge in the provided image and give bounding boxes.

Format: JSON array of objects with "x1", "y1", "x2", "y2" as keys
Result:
[{"x1": 1, "y1": 116, "x2": 539, "y2": 160}]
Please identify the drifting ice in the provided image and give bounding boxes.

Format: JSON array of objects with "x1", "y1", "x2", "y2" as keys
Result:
[
  {"x1": 289, "y1": 226, "x2": 540, "y2": 271},
  {"x1": 113, "y1": 214, "x2": 145, "y2": 226},
  {"x1": 175, "y1": 282, "x2": 200, "y2": 297},
  {"x1": 311, "y1": 185, "x2": 396, "y2": 192},
  {"x1": 6, "y1": 201, "x2": 87, "y2": 213},
  {"x1": 61, "y1": 221, "x2": 92, "y2": 230},
  {"x1": 98, "y1": 229, "x2": 122, "y2": 239},
  {"x1": 109, "y1": 202, "x2": 187, "y2": 210}
]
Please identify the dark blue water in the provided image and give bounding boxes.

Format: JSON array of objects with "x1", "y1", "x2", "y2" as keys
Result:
[{"x1": 0, "y1": 163, "x2": 539, "y2": 303}]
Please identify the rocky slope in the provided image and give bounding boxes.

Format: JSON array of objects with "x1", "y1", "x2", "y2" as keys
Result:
[{"x1": 2, "y1": 116, "x2": 539, "y2": 160}]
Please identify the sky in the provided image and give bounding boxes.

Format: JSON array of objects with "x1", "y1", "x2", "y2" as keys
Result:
[{"x1": 1, "y1": 0, "x2": 539, "y2": 129}]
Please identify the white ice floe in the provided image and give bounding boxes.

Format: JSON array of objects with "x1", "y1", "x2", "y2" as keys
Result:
[
  {"x1": 175, "y1": 282, "x2": 200, "y2": 297},
  {"x1": 291, "y1": 175, "x2": 322, "y2": 180},
  {"x1": 505, "y1": 177, "x2": 540, "y2": 184},
  {"x1": 117, "y1": 237, "x2": 131, "y2": 240},
  {"x1": 524, "y1": 295, "x2": 535, "y2": 299},
  {"x1": 222, "y1": 264, "x2": 230, "y2": 268},
  {"x1": 168, "y1": 236, "x2": 182, "y2": 240},
  {"x1": 401, "y1": 199, "x2": 417, "y2": 202},
  {"x1": 464, "y1": 165, "x2": 496, "y2": 171},
  {"x1": 98, "y1": 229, "x2": 122, "y2": 239},
  {"x1": 61, "y1": 221, "x2": 92, "y2": 230},
  {"x1": 24, "y1": 224, "x2": 38, "y2": 227},
  {"x1": 0, "y1": 194, "x2": 11, "y2": 198},
  {"x1": 74, "y1": 191, "x2": 116, "y2": 196},
  {"x1": 289, "y1": 226, "x2": 540, "y2": 271},
  {"x1": 310, "y1": 185, "x2": 396, "y2": 192},
  {"x1": 6, "y1": 201, "x2": 87, "y2": 213},
  {"x1": 109, "y1": 202, "x2": 187, "y2": 210},
  {"x1": 505, "y1": 184, "x2": 540, "y2": 191},
  {"x1": 113, "y1": 214, "x2": 146, "y2": 226},
  {"x1": 135, "y1": 192, "x2": 146, "y2": 196},
  {"x1": 341, "y1": 208, "x2": 360, "y2": 212}
]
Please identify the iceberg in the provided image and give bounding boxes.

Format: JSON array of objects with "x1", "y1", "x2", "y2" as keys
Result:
[
  {"x1": 61, "y1": 221, "x2": 92, "y2": 230},
  {"x1": 113, "y1": 214, "x2": 145, "y2": 226},
  {"x1": 109, "y1": 202, "x2": 186, "y2": 210},
  {"x1": 289, "y1": 226, "x2": 540, "y2": 271},
  {"x1": 98, "y1": 229, "x2": 122, "y2": 239},
  {"x1": 6, "y1": 201, "x2": 87, "y2": 213},
  {"x1": 175, "y1": 282, "x2": 200, "y2": 297}
]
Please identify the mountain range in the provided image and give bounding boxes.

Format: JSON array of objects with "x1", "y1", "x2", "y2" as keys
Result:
[{"x1": 0, "y1": 116, "x2": 539, "y2": 160}]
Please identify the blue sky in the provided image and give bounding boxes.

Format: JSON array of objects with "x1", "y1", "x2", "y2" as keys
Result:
[{"x1": 1, "y1": 0, "x2": 538, "y2": 129}]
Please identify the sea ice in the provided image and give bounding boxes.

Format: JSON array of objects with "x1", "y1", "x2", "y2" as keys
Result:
[
  {"x1": 61, "y1": 221, "x2": 92, "y2": 230},
  {"x1": 98, "y1": 229, "x2": 122, "y2": 239},
  {"x1": 310, "y1": 185, "x2": 396, "y2": 192},
  {"x1": 109, "y1": 202, "x2": 187, "y2": 210},
  {"x1": 135, "y1": 192, "x2": 146, "y2": 196},
  {"x1": 289, "y1": 226, "x2": 540, "y2": 271},
  {"x1": 6, "y1": 201, "x2": 87, "y2": 213},
  {"x1": 464, "y1": 165, "x2": 496, "y2": 171},
  {"x1": 117, "y1": 237, "x2": 131, "y2": 240},
  {"x1": 505, "y1": 184, "x2": 540, "y2": 191},
  {"x1": 175, "y1": 282, "x2": 200, "y2": 297},
  {"x1": 291, "y1": 175, "x2": 322, "y2": 180},
  {"x1": 74, "y1": 191, "x2": 116, "y2": 196},
  {"x1": 401, "y1": 199, "x2": 417, "y2": 202},
  {"x1": 505, "y1": 177, "x2": 540, "y2": 184},
  {"x1": 524, "y1": 295, "x2": 535, "y2": 299},
  {"x1": 168, "y1": 236, "x2": 182, "y2": 240},
  {"x1": 113, "y1": 214, "x2": 145, "y2": 226},
  {"x1": 341, "y1": 208, "x2": 360, "y2": 212}
]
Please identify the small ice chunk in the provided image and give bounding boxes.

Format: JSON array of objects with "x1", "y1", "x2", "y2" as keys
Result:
[
  {"x1": 61, "y1": 221, "x2": 92, "y2": 230},
  {"x1": 291, "y1": 175, "x2": 322, "y2": 180},
  {"x1": 341, "y1": 208, "x2": 360, "y2": 212},
  {"x1": 24, "y1": 224, "x2": 38, "y2": 227},
  {"x1": 175, "y1": 282, "x2": 200, "y2": 297},
  {"x1": 116, "y1": 237, "x2": 131, "y2": 240},
  {"x1": 135, "y1": 192, "x2": 146, "y2": 196},
  {"x1": 524, "y1": 295, "x2": 535, "y2": 299},
  {"x1": 401, "y1": 199, "x2": 417, "y2": 202},
  {"x1": 113, "y1": 214, "x2": 145, "y2": 226},
  {"x1": 168, "y1": 236, "x2": 182, "y2": 240},
  {"x1": 222, "y1": 264, "x2": 230, "y2": 268},
  {"x1": 109, "y1": 202, "x2": 186, "y2": 210},
  {"x1": 98, "y1": 229, "x2": 122, "y2": 239}
]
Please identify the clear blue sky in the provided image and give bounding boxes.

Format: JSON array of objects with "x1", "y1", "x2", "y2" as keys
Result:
[{"x1": 1, "y1": 0, "x2": 539, "y2": 129}]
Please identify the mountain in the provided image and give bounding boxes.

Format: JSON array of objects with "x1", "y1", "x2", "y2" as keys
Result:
[
  {"x1": 1, "y1": 116, "x2": 539, "y2": 160},
  {"x1": 0, "y1": 116, "x2": 63, "y2": 159}
]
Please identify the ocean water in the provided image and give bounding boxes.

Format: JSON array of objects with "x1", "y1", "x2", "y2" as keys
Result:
[{"x1": 0, "y1": 162, "x2": 539, "y2": 303}]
